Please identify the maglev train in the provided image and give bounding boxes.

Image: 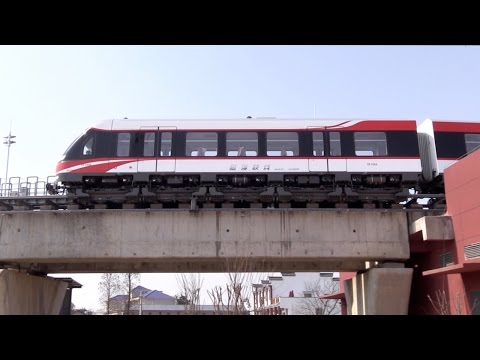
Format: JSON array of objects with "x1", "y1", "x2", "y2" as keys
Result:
[{"x1": 51, "y1": 118, "x2": 480, "y2": 208}]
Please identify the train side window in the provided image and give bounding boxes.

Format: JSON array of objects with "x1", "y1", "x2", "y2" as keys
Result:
[
  {"x1": 117, "y1": 133, "x2": 131, "y2": 157},
  {"x1": 82, "y1": 136, "x2": 94, "y2": 156},
  {"x1": 226, "y1": 132, "x2": 258, "y2": 156},
  {"x1": 312, "y1": 132, "x2": 324, "y2": 156},
  {"x1": 143, "y1": 132, "x2": 155, "y2": 156},
  {"x1": 465, "y1": 133, "x2": 480, "y2": 153},
  {"x1": 329, "y1": 132, "x2": 341, "y2": 156},
  {"x1": 267, "y1": 132, "x2": 299, "y2": 156},
  {"x1": 161, "y1": 132, "x2": 172, "y2": 157},
  {"x1": 186, "y1": 132, "x2": 218, "y2": 156},
  {"x1": 354, "y1": 132, "x2": 387, "y2": 156}
]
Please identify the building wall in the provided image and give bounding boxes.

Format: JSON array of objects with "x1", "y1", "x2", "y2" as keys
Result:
[
  {"x1": 444, "y1": 148, "x2": 480, "y2": 264},
  {"x1": 141, "y1": 297, "x2": 176, "y2": 306},
  {"x1": 406, "y1": 148, "x2": 480, "y2": 315}
]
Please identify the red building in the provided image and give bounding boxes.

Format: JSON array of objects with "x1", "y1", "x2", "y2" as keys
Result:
[
  {"x1": 408, "y1": 148, "x2": 480, "y2": 314},
  {"x1": 332, "y1": 149, "x2": 480, "y2": 315}
]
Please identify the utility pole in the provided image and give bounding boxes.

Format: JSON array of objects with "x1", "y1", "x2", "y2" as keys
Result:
[{"x1": 3, "y1": 127, "x2": 16, "y2": 183}]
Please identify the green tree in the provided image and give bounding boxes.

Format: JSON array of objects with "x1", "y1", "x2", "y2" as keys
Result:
[{"x1": 175, "y1": 294, "x2": 190, "y2": 305}]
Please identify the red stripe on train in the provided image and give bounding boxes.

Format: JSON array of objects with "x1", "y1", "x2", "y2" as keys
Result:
[
  {"x1": 433, "y1": 122, "x2": 480, "y2": 133},
  {"x1": 330, "y1": 120, "x2": 417, "y2": 131},
  {"x1": 56, "y1": 158, "x2": 137, "y2": 172},
  {"x1": 69, "y1": 160, "x2": 135, "y2": 173}
]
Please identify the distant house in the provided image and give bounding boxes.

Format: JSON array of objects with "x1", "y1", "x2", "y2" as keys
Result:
[
  {"x1": 252, "y1": 272, "x2": 341, "y2": 315},
  {"x1": 109, "y1": 285, "x2": 238, "y2": 315},
  {"x1": 109, "y1": 294, "x2": 130, "y2": 314}
]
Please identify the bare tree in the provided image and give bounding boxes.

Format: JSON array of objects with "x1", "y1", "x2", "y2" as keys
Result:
[
  {"x1": 427, "y1": 290, "x2": 479, "y2": 315},
  {"x1": 98, "y1": 273, "x2": 121, "y2": 315},
  {"x1": 207, "y1": 257, "x2": 272, "y2": 315},
  {"x1": 208, "y1": 285, "x2": 225, "y2": 314},
  {"x1": 176, "y1": 273, "x2": 203, "y2": 314},
  {"x1": 294, "y1": 278, "x2": 340, "y2": 315},
  {"x1": 121, "y1": 273, "x2": 140, "y2": 315}
]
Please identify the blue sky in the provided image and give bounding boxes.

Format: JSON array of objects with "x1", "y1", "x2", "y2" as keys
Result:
[{"x1": 1, "y1": 45, "x2": 479, "y2": 311}]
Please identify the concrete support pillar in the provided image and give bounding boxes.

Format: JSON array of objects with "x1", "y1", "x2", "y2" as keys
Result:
[
  {"x1": 0, "y1": 269, "x2": 68, "y2": 315},
  {"x1": 344, "y1": 265, "x2": 413, "y2": 315}
]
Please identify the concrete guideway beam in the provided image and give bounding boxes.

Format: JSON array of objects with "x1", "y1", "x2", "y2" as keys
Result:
[{"x1": 0, "y1": 209, "x2": 413, "y2": 273}]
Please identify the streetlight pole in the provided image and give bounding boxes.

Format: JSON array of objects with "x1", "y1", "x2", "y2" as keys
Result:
[{"x1": 3, "y1": 130, "x2": 16, "y2": 183}]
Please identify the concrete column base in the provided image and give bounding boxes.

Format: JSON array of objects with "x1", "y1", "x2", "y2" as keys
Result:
[
  {"x1": 0, "y1": 270, "x2": 68, "y2": 315},
  {"x1": 344, "y1": 267, "x2": 413, "y2": 315}
]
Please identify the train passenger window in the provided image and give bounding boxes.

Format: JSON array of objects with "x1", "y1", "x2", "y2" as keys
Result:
[
  {"x1": 312, "y1": 132, "x2": 324, "y2": 156},
  {"x1": 227, "y1": 149, "x2": 258, "y2": 156},
  {"x1": 117, "y1": 133, "x2": 131, "y2": 156},
  {"x1": 82, "y1": 136, "x2": 93, "y2": 156},
  {"x1": 267, "y1": 132, "x2": 299, "y2": 156},
  {"x1": 354, "y1": 132, "x2": 387, "y2": 156},
  {"x1": 143, "y1": 132, "x2": 155, "y2": 156},
  {"x1": 161, "y1": 132, "x2": 172, "y2": 157},
  {"x1": 465, "y1": 134, "x2": 480, "y2": 153},
  {"x1": 227, "y1": 132, "x2": 258, "y2": 156},
  {"x1": 186, "y1": 132, "x2": 218, "y2": 156},
  {"x1": 329, "y1": 132, "x2": 341, "y2": 156}
]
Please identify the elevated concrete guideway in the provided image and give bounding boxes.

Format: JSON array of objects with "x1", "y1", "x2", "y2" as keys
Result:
[{"x1": 0, "y1": 209, "x2": 435, "y2": 274}]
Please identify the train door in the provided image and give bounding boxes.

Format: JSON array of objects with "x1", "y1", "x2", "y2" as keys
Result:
[
  {"x1": 326, "y1": 131, "x2": 346, "y2": 173},
  {"x1": 308, "y1": 128, "x2": 328, "y2": 172},
  {"x1": 138, "y1": 127, "x2": 176, "y2": 173}
]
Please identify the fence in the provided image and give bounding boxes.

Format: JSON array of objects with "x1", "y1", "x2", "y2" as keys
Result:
[{"x1": 0, "y1": 176, "x2": 58, "y2": 197}]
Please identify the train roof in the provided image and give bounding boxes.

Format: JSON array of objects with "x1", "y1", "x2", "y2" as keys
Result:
[
  {"x1": 90, "y1": 118, "x2": 419, "y2": 131},
  {"x1": 421, "y1": 118, "x2": 480, "y2": 133}
]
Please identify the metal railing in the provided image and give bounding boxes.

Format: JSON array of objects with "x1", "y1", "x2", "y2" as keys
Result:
[{"x1": 0, "y1": 176, "x2": 58, "y2": 197}]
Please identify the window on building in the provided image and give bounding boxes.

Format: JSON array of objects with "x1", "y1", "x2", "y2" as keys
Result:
[
  {"x1": 470, "y1": 290, "x2": 480, "y2": 315},
  {"x1": 465, "y1": 133, "x2": 480, "y2": 153},
  {"x1": 439, "y1": 252, "x2": 454, "y2": 267}
]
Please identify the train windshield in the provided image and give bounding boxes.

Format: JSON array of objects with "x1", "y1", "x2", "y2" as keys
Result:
[{"x1": 62, "y1": 130, "x2": 88, "y2": 156}]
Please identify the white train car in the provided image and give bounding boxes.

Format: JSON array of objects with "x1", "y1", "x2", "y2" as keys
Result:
[{"x1": 55, "y1": 118, "x2": 423, "y2": 207}]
